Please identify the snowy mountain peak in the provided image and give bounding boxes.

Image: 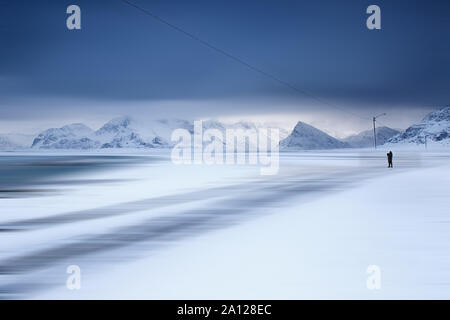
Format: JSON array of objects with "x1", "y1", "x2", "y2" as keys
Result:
[
  {"x1": 291, "y1": 121, "x2": 314, "y2": 133},
  {"x1": 94, "y1": 116, "x2": 155, "y2": 149},
  {"x1": 422, "y1": 105, "x2": 450, "y2": 122},
  {"x1": 31, "y1": 123, "x2": 94, "y2": 149},
  {"x1": 61, "y1": 123, "x2": 93, "y2": 133},
  {"x1": 343, "y1": 126, "x2": 400, "y2": 148},
  {"x1": 96, "y1": 116, "x2": 133, "y2": 134},
  {"x1": 388, "y1": 106, "x2": 450, "y2": 146},
  {"x1": 280, "y1": 121, "x2": 349, "y2": 150}
]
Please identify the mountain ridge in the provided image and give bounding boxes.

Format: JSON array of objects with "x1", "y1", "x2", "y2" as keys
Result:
[
  {"x1": 280, "y1": 121, "x2": 350, "y2": 150},
  {"x1": 343, "y1": 126, "x2": 400, "y2": 148},
  {"x1": 28, "y1": 117, "x2": 286, "y2": 150},
  {"x1": 387, "y1": 106, "x2": 450, "y2": 146}
]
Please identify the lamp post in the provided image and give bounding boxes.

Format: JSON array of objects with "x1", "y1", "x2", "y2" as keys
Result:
[{"x1": 373, "y1": 113, "x2": 386, "y2": 149}]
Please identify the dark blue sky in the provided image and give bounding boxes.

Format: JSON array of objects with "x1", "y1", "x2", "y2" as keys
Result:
[{"x1": 1, "y1": 0, "x2": 450, "y2": 134}]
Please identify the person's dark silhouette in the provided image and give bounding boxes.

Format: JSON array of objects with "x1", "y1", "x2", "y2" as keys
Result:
[{"x1": 387, "y1": 151, "x2": 393, "y2": 168}]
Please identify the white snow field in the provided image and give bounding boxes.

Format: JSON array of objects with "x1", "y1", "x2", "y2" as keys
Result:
[{"x1": 0, "y1": 149, "x2": 449, "y2": 299}]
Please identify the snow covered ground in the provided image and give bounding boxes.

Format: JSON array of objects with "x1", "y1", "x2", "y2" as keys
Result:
[{"x1": 0, "y1": 149, "x2": 449, "y2": 299}]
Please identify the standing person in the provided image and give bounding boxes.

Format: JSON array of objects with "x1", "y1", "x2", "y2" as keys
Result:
[{"x1": 387, "y1": 151, "x2": 393, "y2": 168}]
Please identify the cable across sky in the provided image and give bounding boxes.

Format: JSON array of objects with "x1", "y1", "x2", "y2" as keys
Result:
[{"x1": 119, "y1": 0, "x2": 371, "y2": 121}]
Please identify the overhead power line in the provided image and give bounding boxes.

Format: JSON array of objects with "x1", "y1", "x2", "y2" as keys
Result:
[{"x1": 119, "y1": 0, "x2": 370, "y2": 121}]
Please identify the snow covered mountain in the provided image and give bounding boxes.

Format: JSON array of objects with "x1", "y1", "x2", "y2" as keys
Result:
[
  {"x1": 0, "y1": 133, "x2": 35, "y2": 150},
  {"x1": 31, "y1": 117, "x2": 192, "y2": 149},
  {"x1": 200, "y1": 120, "x2": 287, "y2": 151},
  {"x1": 280, "y1": 121, "x2": 350, "y2": 150},
  {"x1": 387, "y1": 106, "x2": 450, "y2": 146},
  {"x1": 30, "y1": 116, "x2": 284, "y2": 150},
  {"x1": 31, "y1": 123, "x2": 97, "y2": 149},
  {"x1": 94, "y1": 117, "x2": 195, "y2": 148},
  {"x1": 94, "y1": 117, "x2": 155, "y2": 148},
  {"x1": 343, "y1": 126, "x2": 400, "y2": 148},
  {"x1": 0, "y1": 136, "x2": 22, "y2": 150}
]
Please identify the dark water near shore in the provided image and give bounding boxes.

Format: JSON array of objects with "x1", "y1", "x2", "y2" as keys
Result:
[{"x1": 0, "y1": 154, "x2": 163, "y2": 198}]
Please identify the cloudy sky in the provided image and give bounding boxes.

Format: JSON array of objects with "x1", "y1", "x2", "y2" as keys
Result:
[{"x1": 1, "y1": 0, "x2": 450, "y2": 136}]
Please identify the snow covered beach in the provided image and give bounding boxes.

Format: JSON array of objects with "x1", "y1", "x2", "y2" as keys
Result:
[{"x1": 0, "y1": 149, "x2": 449, "y2": 299}]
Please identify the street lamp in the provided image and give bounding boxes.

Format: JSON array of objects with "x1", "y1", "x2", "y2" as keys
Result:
[{"x1": 373, "y1": 113, "x2": 386, "y2": 149}]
